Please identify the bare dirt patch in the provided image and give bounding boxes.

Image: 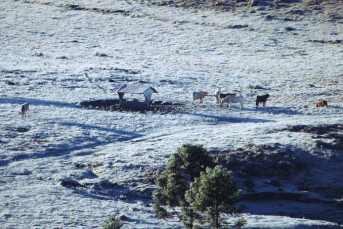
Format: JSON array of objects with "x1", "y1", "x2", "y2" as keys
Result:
[
  {"x1": 80, "y1": 99, "x2": 185, "y2": 113},
  {"x1": 134, "y1": 0, "x2": 343, "y2": 23},
  {"x1": 214, "y1": 124, "x2": 343, "y2": 224},
  {"x1": 284, "y1": 124, "x2": 343, "y2": 157}
]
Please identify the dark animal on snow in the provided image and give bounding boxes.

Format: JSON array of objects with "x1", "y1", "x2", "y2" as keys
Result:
[
  {"x1": 256, "y1": 94, "x2": 270, "y2": 108},
  {"x1": 316, "y1": 100, "x2": 328, "y2": 107},
  {"x1": 20, "y1": 103, "x2": 30, "y2": 118},
  {"x1": 213, "y1": 88, "x2": 235, "y2": 104},
  {"x1": 219, "y1": 93, "x2": 235, "y2": 100}
]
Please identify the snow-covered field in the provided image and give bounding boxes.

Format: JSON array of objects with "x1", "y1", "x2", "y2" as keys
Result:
[{"x1": 1, "y1": 0, "x2": 343, "y2": 228}]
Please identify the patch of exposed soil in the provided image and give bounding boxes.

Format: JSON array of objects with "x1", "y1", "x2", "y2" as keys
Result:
[
  {"x1": 134, "y1": 0, "x2": 343, "y2": 23},
  {"x1": 215, "y1": 143, "x2": 307, "y2": 177},
  {"x1": 214, "y1": 124, "x2": 343, "y2": 224},
  {"x1": 80, "y1": 99, "x2": 185, "y2": 113},
  {"x1": 285, "y1": 124, "x2": 343, "y2": 134},
  {"x1": 284, "y1": 124, "x2": 343, "y2": 157}
]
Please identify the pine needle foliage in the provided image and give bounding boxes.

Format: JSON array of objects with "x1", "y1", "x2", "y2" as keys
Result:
[
  {"x1": 185, "y1": 166, "x2": 244, "y2": 229},
  {"x1": 102, "y1": 215, "x2": 122, "y2": 229},
  {"x1": 153, "y1": 144, "x2": 214, "y2": 228}
]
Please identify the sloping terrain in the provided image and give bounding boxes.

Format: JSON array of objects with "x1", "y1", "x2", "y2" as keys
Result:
[{"x1": 0, "y1": 0, "x2": 343, "y2": 228}]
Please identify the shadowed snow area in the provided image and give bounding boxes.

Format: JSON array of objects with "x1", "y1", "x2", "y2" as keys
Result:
[{"x1": 1, "y1": 0, "x2": 343, "y2": 228}]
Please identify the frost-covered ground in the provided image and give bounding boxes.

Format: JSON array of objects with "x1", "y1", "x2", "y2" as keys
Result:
[{"x1": 1, "y1": 0, "x2": 343, "y2": 228}]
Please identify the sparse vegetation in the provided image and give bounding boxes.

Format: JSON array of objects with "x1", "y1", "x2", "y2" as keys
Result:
[
  {"x1": 234, "y1": 218, "x2": 247, "y2": 228},
  {"x1": 95, "y1": 52, "x2": 108, "y2": 57},
  {"x1": 33, "y1": 52, "x2": 44, "y2": 57},
  {"x1": 102, "y1": 215, "x2": 122, "y2": 229}
]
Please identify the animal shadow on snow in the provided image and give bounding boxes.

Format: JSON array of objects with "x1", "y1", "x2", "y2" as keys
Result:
[
  {"x1": 246, "y1": 106, "x2": 303, "y2": 115},
  {"x1": 188, "y1": 112, "x2": 273, "y2": 123},
  {"x1": 328, "y1": 105, "x2": 343, "y2": 110}
]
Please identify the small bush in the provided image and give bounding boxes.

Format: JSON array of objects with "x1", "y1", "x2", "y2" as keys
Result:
[
  {"x1": 33, "y1": 52, "x2": 44, "y2": 57},
  {"x1": 234, "y1": 218, "x2": 247, "y2": 228},
  {"x1": 95, "y1": 52, "x2": 108, "y2": 57},
  {"x1": 102, "y1": 215, "x2": 122, "y2": 229}
]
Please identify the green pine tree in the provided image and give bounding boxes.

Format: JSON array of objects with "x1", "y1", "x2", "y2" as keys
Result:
[
  {"x1": 185, "y1": 166, "x2": 244, "y2": 229},
  {"x1": 153, "y1": 144, "x2": 214, "y2": 228}
]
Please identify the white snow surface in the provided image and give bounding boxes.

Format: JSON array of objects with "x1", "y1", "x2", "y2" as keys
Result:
[{"x1": 0, "y1": 0, "x2": 342, "y2": 228}]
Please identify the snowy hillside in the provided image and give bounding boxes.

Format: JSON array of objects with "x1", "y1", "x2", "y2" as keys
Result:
[{"x1": 1, "y1": 0, "x2": 342, "y2": 228}]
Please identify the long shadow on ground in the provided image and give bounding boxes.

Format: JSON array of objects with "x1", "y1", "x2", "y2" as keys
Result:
[
  {"x1": 244, "y1": 106, "x2": 303, "y2": 115},
  {"x1": 59, "y1": 122, "x2": 142, "y2": 139},
  {"x1": 0, "y1": 121, "x2": 143, "y2": 167},
  {"x1": 187, "y1": 112, "x2": 274, "y2": 123},
  {"x1": 0, "y1": 97, "x2": 79, "y2": 109}
]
